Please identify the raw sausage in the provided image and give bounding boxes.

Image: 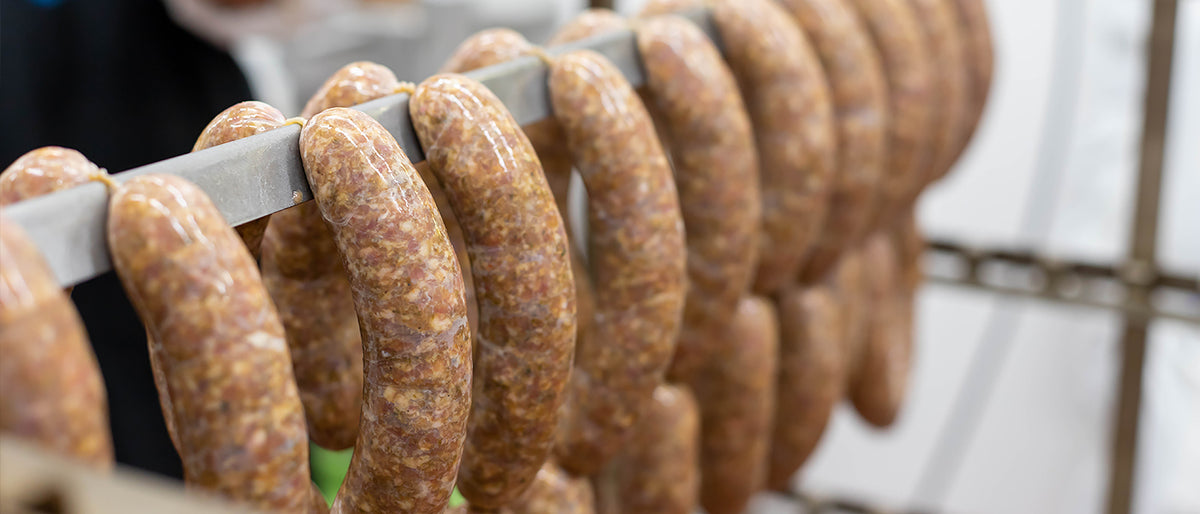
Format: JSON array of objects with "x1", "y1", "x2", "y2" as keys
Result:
[
  {"x1": 300, "y1": 108, "x2": 470, "y2": 514},
  {"x1": 441, "y1": 33, "x2": 598, "y2": 461},
  {"x1": 844, "y1": 0, "x2": 936, "y2": 224},
  {"x1": 693, "y1": 296, "x2": 778, "y2": 514},
  {"x1": 950, "y1": 0, "x2": 995, "y2": 162},
  {"x1": 594, "y1": 384, "x2": 699, "y2": 514},
  {"x1": 767, "y1": 283, "x2": 843, "y2": 490},
  {"x1": 261, "y1": 61, "x2": 401, "y2": 450},
  {"x1": 410, "y1": 74, "x2": 575, "y2": 508},
  {"x1": 634, "y1": 15, "x2": 762, "y2": 382},
  {"x1": 849, "y1": 231, "x2": 910, "y2": 426},
  {"x1": 547, "y1": 8, "x2": 627, "y2": 46},
  {"x1": 0, "y1": 148, "x2": 178, "y2": 450},
  {"x1": 645, "y1": 0, "x2": 839, "y2": 295},
  {"x1": 0, "y1": 147, "x2": 101, "y2": 206},
  {"x1": 192, "y1": 101, "x2": 288, "y2": 260},
  {"x1": 0, "y1": 217, "x2": 113, "y2": 469},
  {"x1": 458, "y1": 461, "x2": 596, "y2": 514},
  {"x1": 107, "y1": 174, "x2": 314, "y2": 512},
  {"x1": 443, "y1": 29, "x2": 574, "y2": 222},
  {"x1": 895, "y1": 208, "x2": 925, "y2": 292},
  {"x1": 776, "y1": 0, "x2": 889, "y2": 283},
  {"x1": 911, "y1": 0, "x2": 969, "y2": 184},
  {"x1": 549, "y1": 8, "x2": 763, "y2": 381},
  {"x1": 548, "y1": 50, "x2": 687, "y2": 476},
  {"x1": 834, "y1": 246, "x2": 870, "y2": 390}
]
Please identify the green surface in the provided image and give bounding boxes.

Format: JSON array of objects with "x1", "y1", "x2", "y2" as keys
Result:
[
  {"x1": 309, "y1": 443, "x2": 466, "y2": 508},
  {"x1": 310, "y1": 443, "x2": 351, "y2": 505}
]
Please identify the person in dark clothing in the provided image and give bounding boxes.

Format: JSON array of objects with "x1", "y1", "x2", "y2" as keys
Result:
[{"x1": 1, "y1": 0, "x2": 256, "y2": 479}]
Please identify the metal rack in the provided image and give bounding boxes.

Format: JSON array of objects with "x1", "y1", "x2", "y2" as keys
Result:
[{"x1": 4, "y1": 2, "x2": 1195, "y2": 514}]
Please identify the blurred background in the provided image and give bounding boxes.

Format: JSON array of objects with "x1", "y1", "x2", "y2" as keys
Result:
[{"x1": 1, "y1": 0, "x2": 1196, "y2": 513}]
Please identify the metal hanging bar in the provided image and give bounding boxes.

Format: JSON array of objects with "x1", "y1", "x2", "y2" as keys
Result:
[{"x1": 2, "y1": 8, "x2": 713, "y2": 288}]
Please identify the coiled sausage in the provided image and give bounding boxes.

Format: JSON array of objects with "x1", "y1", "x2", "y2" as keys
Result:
[
  {"x1": 410, "y1": 74, "x2": 576, "y2": 509},
  {"x1": 260, "y1": 61, "x2": 400, "y2": 450},
  {"x1": 594, "y1": 384, "x2": 699, "y2": 514},
  {"x1": 767, "y1": 283, "x2": 843, "y2": 490},
  {"x1": 107, "y1": 174, "x2": 314, "y2": 512},
  {"x1": 843, "y1": 0, "x2": 936, "y2": 223},
  {"x1": 192, "y1": 101, "x2": 288, "y2": 260},
  {"x1": 299, "y1": 107, "x2": 471, "y2": 514},
  {"x1": 777, "y1": 0, "x2": 890, "y2": 283},
  {"x1": 548, "y1": 50, "x2": 687, "y2": 476},
  {"x1": 644, "y1": 0, "x2": 839, "y2": 295},
  {"x1": 0, "y1": 217, "x2": 113, "y2": 469},
  {"x1": 694, "y1": 296, "x2": 778, "y2": 514}
]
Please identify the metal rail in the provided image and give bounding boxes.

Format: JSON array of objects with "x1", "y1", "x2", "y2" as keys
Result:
[
  {"x1": 923, "y1": 239, "x2": 1199, "y2": 324},
  {"x1": 2, "y1": 8, "x2": 712, "y2": 288}
]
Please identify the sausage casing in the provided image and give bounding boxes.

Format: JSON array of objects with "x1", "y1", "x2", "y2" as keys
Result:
[
  {"x1": 0, "y1": 147, "x2": 100, "y2": 206},
  {"x1": 192, "y1": 101, "x2": 288, "y2": 260},
  {"x1": 694, "y1": 296, "x2": 778, "y2": 514},
  {"x1": 459, "y1": 461, "x2": 596, "y2": 514},
  {"x1": 767, "y1": 283, "x2": 844, "y2": 490},
  {"x1": 911, "y1": 0, "x2": 969, "y2": 184},
  {"x1": 594, "y1": 384, "x2": 699, "y2": 514},
  {"x1": 844, "y1": 0, "x2": 936, "y2": 222},
  {"x1": 548, "y1": 50, "x2": 687, "y2": 476},
  {"x1": 0, "y1": 217, "x2": 113, "y2": 469},
  {"x1": 646, "y1": 0, "x2": 838, "y2": 295},
  {"x1": 261, "y1": 61, "x2": 402, "y2": 450},
  {"x1": 628, "y1": 14, "x2": 763, "y2": 383},
  {"x1": 778, "y1": 0, "x2": 890, "y2": 282},
  {"x1": 950, "y1": 0, "x2": 995, "y2": 162},
  {"x1": 410, "y1": 74, "x2": 575, "y2": 508},
  {"x1": 299, "y1": 108, "x2": 471, "y2": 514},
  {"x1": 834, "y1": 246, "x2": 871, "y2": 389},
  {"x1": 107, "y1": 174, "x2": 314, "y2": 512},
  {"x1": 850, "y1": 232, "x2": 911, "y2": 426}
]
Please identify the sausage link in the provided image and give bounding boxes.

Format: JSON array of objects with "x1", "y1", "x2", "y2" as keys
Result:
[
  {"x1": 192, "y1": 101, "x2": 288, "y2": 260},
  {"x1": 547, "y1": 8, "x2": 627, "y2": 46},
  {"x1": 767, "y1": 283, "x2": 843, "y2": 490},
  {"x1": 261, "y1": 61, "x2": 401, "y2": 450},
  {"x1": 844, "y1": 0, "x2": 936, "y2": 223},
  {"x1": 410, "y1": 74, "x2": 576, "y2": 508},
  {"x1": 694, "y1": 296, "x2": 779, "y2": 514},
  {"x1": 1, "y1": 147, "x2": 100, "y2": 206},
  {"x1": 107, "y1": 174, "x2": 314, "y2": 512},
  {"x1": 459, "y1": 461, "x2": 595, "y2": 514},
  {"x1": 552, "y1": 7, "x2": 760, "y2": 383},
  {"x1": 894, "y1": 208, "x2": 925, "y2": 292},
  {"x1": 777, "y1": 0, "x2": 889, "y2": 283},
  {"x1": 850, "y1": 232, "x2": 911, "y2": 426},
  {"x1": 633, "y1": 15, "x2": 763, "y2": 382},
  {"x1": 442, "y1": 28, "x2": 575, "y2": 222},
  {"x1": 300, "y1": 108, "x2": 471, "y2": 514},
  {"x1": 439, "y1": 31, "x2": 557, "y2": 344},
  {"x1": 441, "y1": 33, "x2": 599, "y2": 471},
  {"x1": 0, "y1": 148, "x2": 169, "y2": 453},
  {"x1": 645, "y1": 0, "x2": 838, "y2": 295},
  {"x1": 594, "y1": 384, "x2": 699, "y2": 514},
  {"x1": 950, "y1": 0, "x2": 995, "y2": 162},
  {"x1": 415, "y1": 162, "x2": 479, "y2": 337},
  {"x1": 911, "y1": 0, "x2": 969, "y2": 184},
  {"x1": 0, "y1": 217, "x2": 113, "y2": 469},
  {"x1": 834, "y1": 246, "x2": 871, "y2": 390},
  {"x1": 548, "y1": 50, "x2": 687, "y2": 476}
]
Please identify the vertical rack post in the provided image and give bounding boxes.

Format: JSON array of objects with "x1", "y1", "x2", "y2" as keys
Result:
[{"x1": 1106, "y1": 1, "x2": 1178, "y2": 513}]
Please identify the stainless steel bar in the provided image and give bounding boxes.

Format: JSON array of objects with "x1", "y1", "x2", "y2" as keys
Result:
[{"x1": 3, "y1": 8, "x2": 712, "y2": 287}]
